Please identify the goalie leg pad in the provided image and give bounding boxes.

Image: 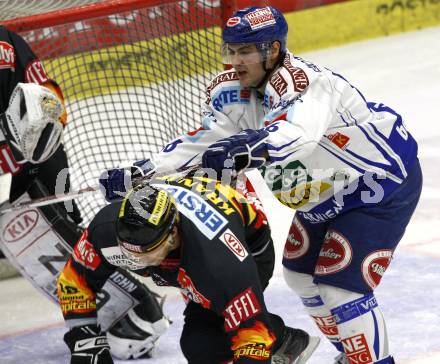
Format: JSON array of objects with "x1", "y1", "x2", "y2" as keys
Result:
[
  {"x1": 318, "y1": 283, "x2": 391, "y2": 363},
  {"x1": 283, "y1": 268, "x2": 342, "y2": 351}
]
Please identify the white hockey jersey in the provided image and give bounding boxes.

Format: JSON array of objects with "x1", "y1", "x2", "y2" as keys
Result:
[{"x1": 152, "y1": 51, "x2": 418, "y2": 223}]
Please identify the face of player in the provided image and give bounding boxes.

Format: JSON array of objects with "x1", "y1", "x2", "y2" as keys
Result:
[
  {"x1": 120, "y1": 227, "x2": 181, "y2": 267},
  {"x1": 225, "y1": 43, "x2": 266, "y2": 88},
  {"x1": 222, "y1": 42, "x2": 281, "y2": 88}
]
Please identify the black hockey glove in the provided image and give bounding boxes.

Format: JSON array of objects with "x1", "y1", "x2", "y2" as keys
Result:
[
  {"x1": 64, "y1": 325, "x2": 114, "y2": 364},
  {"x1": 99, "y1": 159, "x2": 155, "y2": 202}
]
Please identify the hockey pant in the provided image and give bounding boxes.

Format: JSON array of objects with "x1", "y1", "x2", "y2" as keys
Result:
[
  {"x1": 180, "y1": 241, "x2": 285, "y2": 364},
  {"x1": 0, "y1": 179, "x2": 168, "y2": 357}
]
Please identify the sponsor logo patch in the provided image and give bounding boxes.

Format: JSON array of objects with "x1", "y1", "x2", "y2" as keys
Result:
[
  {"x1": 244, "y1": 7, "x2": 276, "y2": 30},
  {"x1": 283, "y1": 58, "x2": 309, "y2": 92},
  {"x1": 24, "y1": 59, "x2": 49, "y2": 84},
  {"x1": 73, "y1": 230, "x2": 101, "y2": 270},
  {"x1": 178, "y1": 268, "x2": 211, "y2": 308},
  {"x1": 101, "y1": 246, "x2": 145, "y2": 269},
  {"x1": 155, "y1": 184, "x2": 228, "y2": 239},
  {"x1": 315, "y1": 230, "x2": 352, "y2": 275},
  {"x1": 231, "y1": 321, "x2": 275, "y2": 361},
  {"x1": 226, "y1": 16, "x2": 241, "y2": 27},
  {"x1": 2, "y1": 210, "x2": 39, "y2": 243},
  {"x1": 206, "y1": 71, "x2": 239, "y2": 104},
  {"x1": 0, "y1": 142, "x2": 21, "y2": 175},
  {"x1": 362, "y1": 250, "x2": 393, "y2": 289},
  {"x1": 219, "y1": 228, "x2": 248, "y2": 262},
  {"x1": 328, "y1": 132, "x2": 350, "y2": 149},
  {"x1": 270, "y1": 72, "x2": 288, "y2": 96},
  {"x1": 0, "y1": 41, "x2": 15, "y2": 70},
  {"x1": 311, "y1": 315, "x2": 339, "y2": 337},
  {"x1": 341, "y1": 333, "x2": 373, "y2": 363},
  {"x1": 57, "y1": 260, "x2": 97, "y2": 315},
  {"x1": 212, "y1": 87, "x2": 249, "y2": 111},
  {"x1": 283, "y1": 216, "x2": 309, "y2": 260},
  {"x1": 120, "y1": 241, "x2": 143, "y2": 253},
  {"x1": 223, "y1": 287, "x2": 261, "y2": 331}
]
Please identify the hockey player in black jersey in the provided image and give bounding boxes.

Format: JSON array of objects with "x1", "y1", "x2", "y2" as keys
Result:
[
  {"x1": 0, "y1": 26, "x2": 169, "y2": 360},
  {"x1": 57, "y1": 174, "x2": 320, "y2": 364}
]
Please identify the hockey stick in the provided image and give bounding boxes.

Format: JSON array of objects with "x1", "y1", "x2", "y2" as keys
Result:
[{"x1": 0, "y1": 163, "x2": 202, "y2": 214}]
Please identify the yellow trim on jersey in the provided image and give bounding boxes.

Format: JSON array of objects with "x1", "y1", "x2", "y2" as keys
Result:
[{"x1": 148, "y1": 190, "x2": 169, "y2": 226}]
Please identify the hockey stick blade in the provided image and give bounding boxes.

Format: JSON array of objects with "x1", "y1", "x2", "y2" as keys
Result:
[{"x1": 0, "y1": 164, "x2": 202, "y2": 215}]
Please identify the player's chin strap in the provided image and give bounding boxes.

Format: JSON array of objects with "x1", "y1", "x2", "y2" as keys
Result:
[
  {"x1": 254, "y1": 47, "x2": 286, "y2": 90},
  {"x1": 0, "y1": 163, "x2": 203, "y2": 215}
]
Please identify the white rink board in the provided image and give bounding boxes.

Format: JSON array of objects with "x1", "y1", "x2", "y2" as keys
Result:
[{"x1": 1, "y1": 26, "x2": 440, "y2": 364}]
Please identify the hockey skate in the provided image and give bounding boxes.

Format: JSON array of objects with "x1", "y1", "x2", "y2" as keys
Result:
[
  {"x1": 334, "y1": 352, "x2": 349, "y2": 364},
  {"x1": 272, "y1": 327, "x2": 320, "y2": 364}
]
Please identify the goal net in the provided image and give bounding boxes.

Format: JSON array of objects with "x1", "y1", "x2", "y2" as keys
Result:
[{"x1": 3, "y1": 0, "x2": 228, "y2": 224}]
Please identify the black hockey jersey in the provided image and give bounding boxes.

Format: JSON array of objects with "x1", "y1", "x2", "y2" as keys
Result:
[{"x1": 58, "y1": 175, "x2": 282, "y2": 363}]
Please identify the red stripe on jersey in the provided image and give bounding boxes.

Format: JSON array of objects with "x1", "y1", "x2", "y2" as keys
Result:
[{"x1": 0, "y1": 142, "x2": 21, "y2": 175}]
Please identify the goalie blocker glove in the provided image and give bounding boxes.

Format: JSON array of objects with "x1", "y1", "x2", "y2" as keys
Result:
[
  {"x1": 64, "y1": 325, "x2": 114, "y2": 364},
  {"x1": 202, "y1": 128, "x2": 269, "y2": 176},
  {"x1": 0, "y1": 82, "x2": 64, "y2": 164},
  {"x1": 99, "y1": 159, "x2": 156, "y2": 202}
]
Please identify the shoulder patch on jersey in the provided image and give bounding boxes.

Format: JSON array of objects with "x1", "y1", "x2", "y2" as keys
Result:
[
  {"x1": 0, "y1": 41, "x2": 16, "y2": 71},
  {"x1": 206, "y1": 71, "x2": 239, "y2": 104},
  {"x1": 73, "y1": 230, "x2": 101, "y2": 270},
  {"x1": 282, "y1": 57, "x2": 309, "y2": 92},
  {"x1": 269, "y1": 72, "x2": 288, "y2": 97}
]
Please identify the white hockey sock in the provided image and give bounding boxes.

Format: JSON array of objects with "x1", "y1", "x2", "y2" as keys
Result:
[
  {"x1": 318, "y1": 283, "x2": 392, "y2": 363},
  {"x1": 283, "y1": 269, "x2": 343, "y2": 351}
]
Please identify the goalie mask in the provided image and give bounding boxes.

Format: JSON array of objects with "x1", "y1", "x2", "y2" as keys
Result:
[
  {"x1": 0, "y1": 82, "x2": 64, "y2": 164},
  {"x1": 117, "y1": 183, "x2": 178, "y2": 267}
]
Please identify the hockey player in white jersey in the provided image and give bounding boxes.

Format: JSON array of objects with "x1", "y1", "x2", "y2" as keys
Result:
[{"x1": 100, "y1": 6, "x2": 422, "y2": 364}]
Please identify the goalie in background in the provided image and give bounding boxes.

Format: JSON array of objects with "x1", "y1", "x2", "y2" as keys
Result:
[
  {"x1": 0, "y1": 26, "x2": 170, "y2": 360},
  {"x1": 58, "y1": 176, "x2": 320, "y2": 364}
]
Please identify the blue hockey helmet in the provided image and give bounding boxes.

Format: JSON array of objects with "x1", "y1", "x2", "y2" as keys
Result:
[{"x1": 222, "y1": 6, "x2": 288, "y2": 54}]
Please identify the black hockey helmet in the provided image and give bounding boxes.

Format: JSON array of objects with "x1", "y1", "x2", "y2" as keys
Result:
[{"x1": 116, "y1": 183, "x2": 177, "y2": 264}]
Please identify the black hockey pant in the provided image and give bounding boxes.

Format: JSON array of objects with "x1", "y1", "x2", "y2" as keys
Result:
[{"x1": 180, "y1": 241, "x2": 285, "y2": 364}]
